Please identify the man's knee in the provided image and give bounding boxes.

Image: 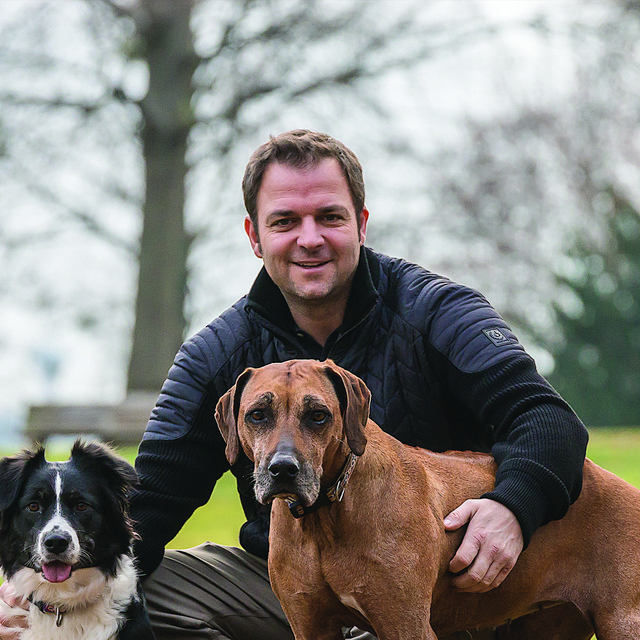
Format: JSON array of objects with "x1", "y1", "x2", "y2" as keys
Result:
[{"x1": 143, "y1": 544, "x2": 293, "y2": 640}]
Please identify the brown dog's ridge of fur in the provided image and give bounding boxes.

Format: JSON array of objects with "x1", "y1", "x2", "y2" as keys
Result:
[{"x1": 216, "y1": 359, "x2": 640, "y2": 640}]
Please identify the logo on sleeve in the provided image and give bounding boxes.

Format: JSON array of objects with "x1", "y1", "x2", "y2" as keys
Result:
[{"x1": 482, "y1": 328, "x2": 511, "y2": 347}]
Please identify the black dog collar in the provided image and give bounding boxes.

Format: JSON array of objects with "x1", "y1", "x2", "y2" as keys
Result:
[
  {"x1": 28, "y1": 594, "x2": 67, "y2": 627},
  {"x1": 285, "y1": 452, "x2": 359, "y2": 518}
]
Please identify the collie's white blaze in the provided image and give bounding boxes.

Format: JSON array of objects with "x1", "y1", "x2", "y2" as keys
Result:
[{"x1": 36, "y1": 470, "x2": 81, "y2": 563}]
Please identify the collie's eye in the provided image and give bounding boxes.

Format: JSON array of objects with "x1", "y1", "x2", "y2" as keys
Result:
[
  {"x1": 76, "y1": 502, "x2": 89, "y2": 512},
  {"x1": 27, "y1": 502, "x2": 40, "y2": 513}
]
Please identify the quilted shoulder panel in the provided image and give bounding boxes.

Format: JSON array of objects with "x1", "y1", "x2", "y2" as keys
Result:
[{"x1": 376, "y1": 253, "x2": 526, "y2": 374}]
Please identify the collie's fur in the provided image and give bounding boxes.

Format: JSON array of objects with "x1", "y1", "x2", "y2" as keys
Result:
[{"x1": 0, "y1": 441, "x2": 154, "y2": 640}]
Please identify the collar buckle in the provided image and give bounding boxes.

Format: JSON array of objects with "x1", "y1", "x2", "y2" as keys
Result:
[
  {"x1": 28, "y1": 595, "x2": 66, "y2": 627},
  {"x1": 286, "y1": 452, "x2": 359, "y2": 518}
]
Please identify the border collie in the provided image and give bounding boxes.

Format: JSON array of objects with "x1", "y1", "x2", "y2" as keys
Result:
[{"x1": 0, "y1": 440, "x2": 154, "y2": 640}]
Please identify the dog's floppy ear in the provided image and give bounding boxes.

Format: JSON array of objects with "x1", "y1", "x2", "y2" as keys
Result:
[
  {"x1": 324, "y1": 361, "x2": 370, "y2": 456},
  {"x1": 71, "y1": 440, "x2": 138, "y2": 503},
  {"x1": 71, "y1": 440, "x2": 138, "y2": 550},
  {"x1": 0, "y1": 447, "x2": 46, "y2": 525},
  {"x1": 215, "y1": 368, "x2": 253, "y2": 466}
]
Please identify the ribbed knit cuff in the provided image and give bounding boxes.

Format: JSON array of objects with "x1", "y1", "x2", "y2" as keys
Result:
[{"x1": 481, "y1": 459, "x2": 571, "y2": 548}]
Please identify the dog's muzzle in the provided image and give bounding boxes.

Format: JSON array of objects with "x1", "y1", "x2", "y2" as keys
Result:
[
  {"x1": 38, "y1": 526, "x2": 80, "y2": 583},
  {"x1": 43, "y1": 531, "x2": 73, "y2": 556},
  {"x1": 268, "y1": 451, "x2": 301, "y2": 481},
  {"x1": 254, "y1": 447, "x2": 319, "y2": 506}
]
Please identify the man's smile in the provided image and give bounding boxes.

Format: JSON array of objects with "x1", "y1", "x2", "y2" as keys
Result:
[{"x1": 292, "y1": 260, "x2": 331, "y2": 269}]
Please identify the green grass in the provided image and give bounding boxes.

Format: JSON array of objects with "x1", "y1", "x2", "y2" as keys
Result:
[
  {"x1": 4, "y1": 430, "x2": 640, "y2": 639},
  {"x1": 170, "y1": 427, "x2": 640, "y2": 549},
  {"x1": 585, "y1": 427, "x2": 640, "y2": 487},
  {"x1": 11, "y1": 427, "x2": 640, "y2": 552},
  {"x1": 167, "y1": 470, "x2": 245, "y2": 549}
]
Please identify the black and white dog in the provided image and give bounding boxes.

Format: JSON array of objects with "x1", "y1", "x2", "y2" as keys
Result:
[{"x1": 0, "y1": 440, "x2": 154, "y2": 640}]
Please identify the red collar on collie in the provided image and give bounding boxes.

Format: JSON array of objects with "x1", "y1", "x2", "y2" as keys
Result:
[{"x1": 0, "y1": 440, "x2": 154, "y2": 640}]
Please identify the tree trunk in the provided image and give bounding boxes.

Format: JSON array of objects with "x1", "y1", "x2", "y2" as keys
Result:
[{"x1": 126, "y1": 0, "x2": 198, "y2": 393}]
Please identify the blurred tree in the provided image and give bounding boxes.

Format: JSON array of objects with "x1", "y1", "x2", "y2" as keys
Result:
[
  {"x1": 548, "y1": 189, "x2": 640, "y2": 426},
  {"x1": 0, "y1": 0, "x2": 494, "y2": 395},
  {"x1": 390, "y1": 0, "x2": 640, "y2": 356},
  {"x1": 2, "y1": 0, "x2": 640, "y2": 409},
  {"x1": 126, "y1": 0, "x2": 196, "y2": 392}
]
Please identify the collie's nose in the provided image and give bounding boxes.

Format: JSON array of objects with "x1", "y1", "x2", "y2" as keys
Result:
[
  {"x1": 268, "y1": 452, "x2": 300, "y2": 480},
  {"x1": 44, "y1": 532, "x2": 71, "y2": 555}
]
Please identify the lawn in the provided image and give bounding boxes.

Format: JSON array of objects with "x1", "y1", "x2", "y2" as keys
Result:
[
  {"x1": 2, "y1": 429, "x2": 637, "y2": 640},
  {"x1": 9, "y1": 426, "x2": 640, "y2": 551},
  {"x1": 148, "y1": 427, "x2": 640, "y2": 550}
]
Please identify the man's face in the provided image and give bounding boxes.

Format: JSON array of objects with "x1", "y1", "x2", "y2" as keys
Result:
[{"x1": 245, "y1": 159, "x2": 368, "y2": 311}]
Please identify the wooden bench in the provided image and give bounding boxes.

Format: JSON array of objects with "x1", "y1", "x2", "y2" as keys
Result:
[{"x1": 25, "y1": 392, "x2": 157, "y2": 447}]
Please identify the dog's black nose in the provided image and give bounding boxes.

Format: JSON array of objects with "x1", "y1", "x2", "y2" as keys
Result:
[
  {"x1": 44, "y1": 532, "x2": 71, "y2": 555},
  {"x1": 268, "y1": 453, "x2": 300, "y2": 480}
]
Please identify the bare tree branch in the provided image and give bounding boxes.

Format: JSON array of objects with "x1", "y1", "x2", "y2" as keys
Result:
[
  {"x1": 25, "y1": 181, "x2": 138, "y2": 256},
  {"x1": 0, "y1": 92, "x2": 106, "y2": 113}
]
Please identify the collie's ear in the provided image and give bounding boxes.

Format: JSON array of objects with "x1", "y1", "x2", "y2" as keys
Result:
[
  {"x1": 215, "y1": 368, "x2": 253, "y2": 466},
  {"x1": 71, "y1": 440, "x2": 138, "y2": 552},
  {"x1": 71, "y1": 440, "x2": 138, "y2": 505},
  {"x1": 324, "y1": 361, "x2": 370, "y2": 456},
  {"x1": 0, "y1": 448, "x2": 46, "y2": 516}
]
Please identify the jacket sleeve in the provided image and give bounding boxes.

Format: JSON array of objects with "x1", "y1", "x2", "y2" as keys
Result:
[
  {"x1": 424, "y1": 282, "x2": 589, "y2": 547},
  {"x1": 459, "y1": 355, "x2": 587, "y2": 547},
  {"x1": 130, "y1": 329, "x2": 231, "y2": 578}
]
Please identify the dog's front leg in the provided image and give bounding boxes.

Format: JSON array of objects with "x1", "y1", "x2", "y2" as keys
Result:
[
  {"x1": 359, "y1": 601, "x2": 437, "y2": 640},
  {"x1": 286, "y1": 611, "x2": 346, "y2": 640},
  {"x1": 269, "y1": 537, "x2": 350, "y2": 639},
  {"x1": 272, "y1": 584, "x2": 347, "y2": 640}
]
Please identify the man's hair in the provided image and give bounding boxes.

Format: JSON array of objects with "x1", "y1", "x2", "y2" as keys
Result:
[{"x1": 242, "y1": 129, "x2": 365, "y2": 229}]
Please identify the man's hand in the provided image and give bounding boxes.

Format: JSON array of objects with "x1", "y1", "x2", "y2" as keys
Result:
[
  {"x1": 0, "y1": 582, "x2": 28, "y2": 639},
  {"x1": 444, "y1": 498, "x2": 523, "y2": 593}
]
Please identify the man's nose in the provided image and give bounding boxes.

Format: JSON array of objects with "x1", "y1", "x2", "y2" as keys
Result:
[{"x1": 297, "y1": 217, "x2": 324, "y2": 250}]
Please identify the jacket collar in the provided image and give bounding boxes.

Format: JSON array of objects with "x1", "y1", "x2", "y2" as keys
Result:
[{"x1": 245, "y1": 246, "x2": 379, "y2": 336}]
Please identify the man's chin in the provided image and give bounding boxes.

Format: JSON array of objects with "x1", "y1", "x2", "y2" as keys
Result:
[{"x1": 284, "y1": 276, "x2": 336, "y2": 301}]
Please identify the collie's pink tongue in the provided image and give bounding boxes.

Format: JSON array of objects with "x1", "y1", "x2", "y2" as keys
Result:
[{"x1": 42, "y1": 561, "x2": 72, "y2": 583}]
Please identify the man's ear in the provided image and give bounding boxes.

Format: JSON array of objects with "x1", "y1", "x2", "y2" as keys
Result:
[
  {"x1": 215, "y1": 368, "x2": 254, "y2": 465},
  {"x1": 324, "y1": 361, "x2": 370, "y2": 456},
  {"x1": 358, "y1": 207, "x2": 369, "y2": 246},
  {"x1": 244, "y1": 216, "x2": 263, "y2": 259}
]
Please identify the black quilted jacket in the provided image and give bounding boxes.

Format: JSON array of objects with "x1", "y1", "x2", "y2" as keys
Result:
[{"x1": 132, "y1": 248, "x2": 588, "y2": 578}]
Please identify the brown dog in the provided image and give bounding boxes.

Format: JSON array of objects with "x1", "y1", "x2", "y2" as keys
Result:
[{"x1": 215, "y1": 359, "x2": 640, "y2": 640}]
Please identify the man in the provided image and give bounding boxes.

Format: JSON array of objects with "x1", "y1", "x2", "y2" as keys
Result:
[{"x1": 0, "y1": 130, "x2": 588, "y2": 640}]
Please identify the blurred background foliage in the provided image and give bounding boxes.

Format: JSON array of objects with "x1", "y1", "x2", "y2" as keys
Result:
[
  {"x1": 1, "y1": 0, "x2": 640, "y2": 437},
  {"x1": 549, "y1": 190, "x2": 640, "y2": 425}
]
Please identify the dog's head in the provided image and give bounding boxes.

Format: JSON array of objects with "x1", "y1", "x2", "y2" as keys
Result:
[
  {"x1": 215, "y1": 359, "x2": 371, "y2": 507},
  {"x1": 0, "y1": 440, "x2": 138, "y2": 587}
]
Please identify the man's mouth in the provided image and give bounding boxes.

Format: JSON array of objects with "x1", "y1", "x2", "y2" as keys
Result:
[{"x1": 293, "y1": 260, "x2": 330, "y2": 269}]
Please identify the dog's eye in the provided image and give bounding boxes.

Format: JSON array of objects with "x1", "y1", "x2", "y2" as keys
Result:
[
  {"x1": 76, "y1": 502, "x2": 89, "y2": 512},
  {"x1": 311, "y1": 410, "x2": 329, "y2": 424},
  {"x1": 248, "y1": 409, "x2": 266, "y2": 422},
  {"x1": 26, "y1": 502, "x2": 40, "y2": 513}
]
